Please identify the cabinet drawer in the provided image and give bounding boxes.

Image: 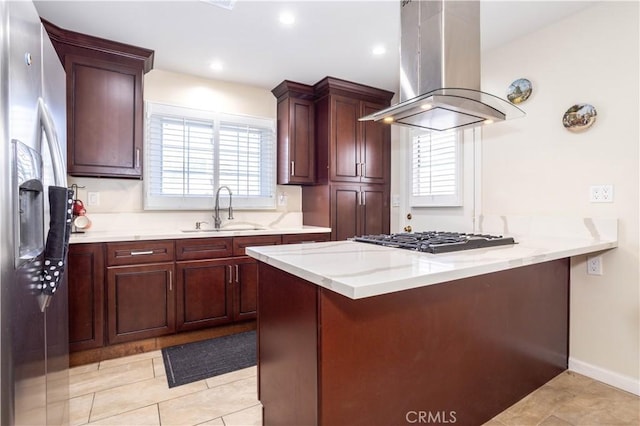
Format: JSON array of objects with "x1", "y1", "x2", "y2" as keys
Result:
[
  {"x1": 175, "y1": 238, "x2": 233, "y2": 261},
  {"x1": 282, "y1": 233, "x2": 331, "y2": 245},
  {"x1": 106, "y1": 240, "x2": 174, "y2": 266},
  {"x1": 233, "y1": 235, "x2": 282, "y2": 256}
]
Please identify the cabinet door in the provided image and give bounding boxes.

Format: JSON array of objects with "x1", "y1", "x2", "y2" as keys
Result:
[
  {"x1": 291, "y1": 98, "x2": 315, "y2": 184},
  {"x1": 175, "y1": 259, "x2": 233, "y2": 332},
  {"x1": 106, "y1": 262, "x2": 175, "y2": 344},
  {"x1": 331, "y1": 185, "x2": 389, "y2": 240},
  {"x1": 66, "y1": 55, "x2": 143, "y2": 178},
  {"x1": 360, "y1": 102, "x2": 390, "y2": 184},
  {"x1": 361, "y1": 185, "x2": 390, "y2": 236},
  {"x1": 278, "y1": 97, "x2": 315, "y2": 185},
  {"x1": 234, "y1": 257, "x2": 258, "y2": 321},
  {"x1": 68, "y1": 243, "x2": 104, "y2": 352},
  {"x1": 331, "y1": 185, "x2": 360, "y2": 241},
  {"x1": 330, "y1": 96, "x2": 361, "y2": 182}
]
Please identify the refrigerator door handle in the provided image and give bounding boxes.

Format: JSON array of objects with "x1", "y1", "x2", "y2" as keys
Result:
[
  {"x1": 37, "y1": 97, "x2": 71, "y2": 311},
  {"x1": 37, "y1": 97, "x2": 66, "y2": 188}
]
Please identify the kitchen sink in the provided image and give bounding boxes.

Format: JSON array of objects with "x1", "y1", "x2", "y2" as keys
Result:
[{"x1": 181, "y1": 226, "x2": 266, "y2": 233}]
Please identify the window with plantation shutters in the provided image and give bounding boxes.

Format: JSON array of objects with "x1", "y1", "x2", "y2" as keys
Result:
[
  {"x1": 144, "y1": 102, "x2": 276, "y2": 210},
  {"x1": 410, "y1": 129, "x2": 462, "y2": 207}
]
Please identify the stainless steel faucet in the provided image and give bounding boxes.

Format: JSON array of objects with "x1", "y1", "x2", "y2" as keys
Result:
[{"x1": 213, "y1": 185, "x2": 233, "y2": 230}]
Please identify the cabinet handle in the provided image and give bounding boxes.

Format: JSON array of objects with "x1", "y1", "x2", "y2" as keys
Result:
[
  {"x1": 130, "y1": 250, "x2": 154, "y2": 256},
  {"x1": 235, "y1": 264, "x2": 239, "y2": 283},
  {"x1": 228, "y1": 265, "x2": 233, "y2": 284},
  {"x1": 362, "y1": 191, "x2": 366, "y2": 206},
  {"x1": 362, "y1": 162, "x2": 366, "y2": 178},
  {"x1": 168, "y1": 270, "x2": 172, "y2": 292},
  {"x1": 135, "y1": 148, "x2": 140, "y2": 169},
  {"x1": 356, "y1": 162, "x2": 361, "y2": 176},
  {"x1": 290, "y1": 161, "x2": 295, "y2": 176},
  {"x1": 357, "y1": 191, "x2": 362, "y2": 206}
]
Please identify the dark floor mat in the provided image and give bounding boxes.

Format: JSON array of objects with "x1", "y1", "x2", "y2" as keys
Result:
[{"x1": 161, "y1": 330, "x2": 256, "y2": 388}]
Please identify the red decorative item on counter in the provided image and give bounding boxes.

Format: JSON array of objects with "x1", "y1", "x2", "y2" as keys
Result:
[{"x1": 72, "y1": 199, "x2": 86, "y2": 216}]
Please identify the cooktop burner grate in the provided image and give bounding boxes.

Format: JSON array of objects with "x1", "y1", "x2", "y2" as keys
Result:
[{"x1": 353, "y1": 231, "x2": 516, "y2": 254}]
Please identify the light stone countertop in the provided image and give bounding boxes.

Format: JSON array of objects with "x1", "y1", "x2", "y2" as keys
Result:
[
  {"x1": 246, "y1": 216, "x2": 618, "y2": 300},
  {"x1": 69, "y1": 225, "x2": 331, "y2": 244},
  {"x1": 68, "y1": 211, "x2": 330, "y2": 244}
]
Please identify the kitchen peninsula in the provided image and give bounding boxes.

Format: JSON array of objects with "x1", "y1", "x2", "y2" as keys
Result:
[{"x1": 247, "y1": 217, "x2": 617, "y2": 425}]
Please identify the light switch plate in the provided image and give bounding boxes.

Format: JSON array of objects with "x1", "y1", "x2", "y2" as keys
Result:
[{"x1": 87, "y1": 191, "x2": 100, "y2": 206}]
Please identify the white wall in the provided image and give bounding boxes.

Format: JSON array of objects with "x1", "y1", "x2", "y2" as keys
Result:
[
  {"x1": 68, "y1": 69, "x2": 302, "y2": 216},
  {"x1": 481, "y1": 2, "x2": 639, "y2": 388}
]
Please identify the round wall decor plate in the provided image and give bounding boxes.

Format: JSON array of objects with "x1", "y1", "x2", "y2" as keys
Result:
[
  {"x1": 506, "y1": 78, "x2": 532, "y2": 104},
  {"x1": 562, "y1": 104, "x2": 597, "y2": 132}
]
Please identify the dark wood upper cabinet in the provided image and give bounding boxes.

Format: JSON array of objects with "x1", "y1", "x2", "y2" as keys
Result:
[
  {"x1": 314, "y1": 77, "x2": 393, "y2": 185},
  {"x1": 360, "y1": 101, "x2": 391, "y2": 184},
  {"x1": 272, "y1": 81, "x2": 316, "y2": 185},
  {"x1": 329, "y1": 95, "x2": 360, "y2": 182},
  {"x1": 41, "y1": 19, "x2": 154, "y2": 179}
]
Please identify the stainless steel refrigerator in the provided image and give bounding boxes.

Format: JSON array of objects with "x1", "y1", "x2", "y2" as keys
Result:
[{"x1": 1, "y1": 1, "x2": 71, "y2": 424}]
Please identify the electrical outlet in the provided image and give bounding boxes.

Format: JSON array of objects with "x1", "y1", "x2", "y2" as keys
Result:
[
  {"x1": 589, "y1": 185, "x2": 614, "y2": 203},
  {"x1": 87, "y1": 191, "x2": 100, "y2": 206},
  {"x1": 587, "y1": 255, "x2": 603, "y2": 275}
]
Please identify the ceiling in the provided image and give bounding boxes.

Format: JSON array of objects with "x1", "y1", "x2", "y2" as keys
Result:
[{"x1": 34, "y1": 1, "x2": 595, "y2": 93}]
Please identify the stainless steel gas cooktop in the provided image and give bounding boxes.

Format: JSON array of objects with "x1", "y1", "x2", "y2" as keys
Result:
[{"x1": 353, "y1": 231, "x2": 516, "y2": 254}]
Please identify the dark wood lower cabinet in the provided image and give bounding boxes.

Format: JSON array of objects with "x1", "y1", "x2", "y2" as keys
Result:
[
  {"x1": 175, "y1": 259, "x2": 234, "y2": 332},
  {"x1": 106, "y1": 262, "x2": 176, "y2": 344},
  {"x1": 68, "y1": 243, "x2": 105, "y2": 351},
  {"x1": 331, "y1": 184, "x2": 389, "y2": 241},
  {"x1": 68, "y1": 232, "x2": 329, "y2": 353},
  {"x1": 175, "y1": 256, "x2": 259, "y2": 332},
  {"x1": 234, "y1": 257, "x2": 258, "y2": 321},
  {"x1": 282, "y1": 233, "x2": 330, "y2": 244}
]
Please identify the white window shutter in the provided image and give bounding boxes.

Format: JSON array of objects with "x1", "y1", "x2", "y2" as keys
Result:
[
  {"x1": 410, "y1": 129, "x2": 463, "y2": 207},
  {"x1": 144, "y1": 103, "x2": 276, "y2": 210}
]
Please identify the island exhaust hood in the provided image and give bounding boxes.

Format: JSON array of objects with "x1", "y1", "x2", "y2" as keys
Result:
[{"x1": 360, "y1": 0, "x2": 524, "y2": 131}]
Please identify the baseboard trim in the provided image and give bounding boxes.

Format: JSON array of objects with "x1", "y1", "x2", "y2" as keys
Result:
[{"x1": 569, "y1": 357, "x2": 640, "y2": 396}]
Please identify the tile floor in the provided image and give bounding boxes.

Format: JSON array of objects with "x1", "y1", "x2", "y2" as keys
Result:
[
  {"x1": 68, "y1": 351, "x2": 260, "y2": 425},
  {"x1": 68, "y1": 351, "x2": 639, "y2": 426}
]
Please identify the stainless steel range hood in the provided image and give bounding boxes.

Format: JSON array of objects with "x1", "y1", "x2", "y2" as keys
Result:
[{"x1": 360, "y1": 0, "x2": 524, "y2": 131}]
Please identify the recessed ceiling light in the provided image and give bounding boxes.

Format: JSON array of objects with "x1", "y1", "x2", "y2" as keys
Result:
[
  {"x1": 372, "y1": 45, "x2": 386, "y2": 56},
  {"x1": 210, "y1": 60, "x2": 224, "y2": 72},
  {"x1": 279, "y1": 11, "x2": 295, "y2": 26}
]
